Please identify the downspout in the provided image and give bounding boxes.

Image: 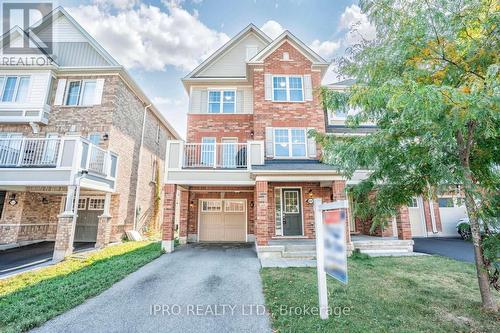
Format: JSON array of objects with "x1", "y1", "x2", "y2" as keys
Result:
[{"x1": 133, "y1": 103, "x2": 152, "y2": 231}]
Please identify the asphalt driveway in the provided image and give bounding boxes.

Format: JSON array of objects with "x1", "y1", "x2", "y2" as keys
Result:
[
  {"x1": 32, "y1": 243, "x2": 271, "y2": 333},
  {"x1": 413, "y1": 237, "x2": 474, "y2": 263},
  {"x1": 0, "y1": 242, "x2": 94, "y2": 276}
]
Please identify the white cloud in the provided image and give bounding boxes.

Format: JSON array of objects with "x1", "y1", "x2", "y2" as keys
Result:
[
  {"x1": 260, "y1": 20, "x2": 284, "y2": 39},
  {"x1": 309, "y1": 39, "x2": 340, "y2": 60},
  {"x1": 92, "y1": 0, "x2": 138, "y2": 10},
  {"x1": 68, "y1": 2, "x2": 229, "y2": 71},
  {"x1": 339, "y1": 4, "x2": 376, "y2": 45}
]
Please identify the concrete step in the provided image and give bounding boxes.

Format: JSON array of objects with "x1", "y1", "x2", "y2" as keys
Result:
[
  {"x1": 360, "y1": 249, "x2": 412, "y2": 255},
  {"x1": 282, "y1": 251, "x2": 317, "y2": 259},
  {"x1": 284, "y1": 244, "x2": 316, "y2": 252}
]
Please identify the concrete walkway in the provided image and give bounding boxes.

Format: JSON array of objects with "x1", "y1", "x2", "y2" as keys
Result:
[
  {"x1": 32, "y1": 243, "x2": 271, "y2": 333},
  {"x1": 413, "y1": 237, "x2": 474, "y2": 263}
]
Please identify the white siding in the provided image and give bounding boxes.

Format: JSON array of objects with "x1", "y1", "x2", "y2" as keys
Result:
[
  {"x1": 37, "y1": 15, "x2": 87, "y2": 42},
  {"x1": 189, "y1": 87, "x2": 253, "y2": 114},
  {"x1": 0, "y1": 70, "x2": 51, "y2": 107},
  {"x1": 197, "y1": 33, "x2": 267, "y2": 78}
]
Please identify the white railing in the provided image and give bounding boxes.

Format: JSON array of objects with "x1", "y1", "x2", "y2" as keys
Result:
[
  {"x1": 183, "y1": 143, "x2": 248, "y2": 169},
  {"x1": 0, "y1": 138, "x2": 61, "y2": 167},
  {"x1": 88, "y1": 144, "x2": 108, "y2": 175}
]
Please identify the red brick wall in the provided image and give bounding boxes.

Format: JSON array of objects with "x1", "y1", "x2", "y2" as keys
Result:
[
  {"x1": 422, "y1": 199, "x2": 442, "y2": 232},
  {"x1": 252, "y1": 41, "x2": 326, "y2": 146},
  {"x1": 186, "y1": 114, "x2": 254, "y2": 143}
]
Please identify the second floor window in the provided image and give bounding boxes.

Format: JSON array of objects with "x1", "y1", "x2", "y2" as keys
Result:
[
  {"x1": 0, "y1": 76, "x2": 30, "y2": 103},
  {"x1": 274, "y1": 128, "x2": 307, "y2": 158},
  {"x1": 65, "y1": 80, "x2": 97, "y2": 106},
  {"x1": 208, "y1": 90, "x2": 235, "y2": 113},
  {"x1": 273, "y1": 76, "x2": 303, "y2": 102}
]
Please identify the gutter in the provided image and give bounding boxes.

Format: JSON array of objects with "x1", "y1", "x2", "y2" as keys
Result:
[{"x1": 133, "y1": 103, "x2": 151, "y2": 231}]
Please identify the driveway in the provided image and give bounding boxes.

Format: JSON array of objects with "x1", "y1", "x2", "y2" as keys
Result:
[
  {"x1": 0, "y1": 242, "x2": 94, "y2": 276},
  {"x1": 413, "y1": 237, "x2": 474, "y2": 263},
  {"x1": 32, "y1": 243, "x2": 271, "y2": 333}
]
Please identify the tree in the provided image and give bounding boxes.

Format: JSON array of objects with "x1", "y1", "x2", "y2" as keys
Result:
[{"x1": 314, "y1": 0, "x2": 499, "y2": 310}]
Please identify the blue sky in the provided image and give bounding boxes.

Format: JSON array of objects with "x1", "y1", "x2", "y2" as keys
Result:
[{"x1": 57, "y1": 0, "x2": 373, "y2": 137}]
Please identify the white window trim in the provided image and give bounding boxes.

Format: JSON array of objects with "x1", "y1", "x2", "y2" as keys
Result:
[
  {"x1": 64, "y1": 79, "x2": 97, "y2": 106},
  {"x1": 88, "y1": 197, "x2": 106, "y2": 210},
  {"x1": 207, "y1": 89, "x2": 236, "y2": 114},
  {"x1": 224, "y1": 199, "x2": 246, "y2": 213},
  {"x1": 273, "y1": 128, "x2": 308, "y2": 159},
  {"x1": 272, "y1": 75, "x2": 304, "y2": 102},
  {"x1": 0, "y1": 75, "x2": 31, "y2": 103},
  {"x1": 200, "y1": 199, "x2": 223, "y2": 213}
]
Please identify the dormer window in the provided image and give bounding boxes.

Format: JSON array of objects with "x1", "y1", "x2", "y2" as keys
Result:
[
  {"x1": 272, "y1": 76, "x2": 303, "y2": 102},
  {"x1": 208, "y1": 90, "x2": 235, "y2": 113}
]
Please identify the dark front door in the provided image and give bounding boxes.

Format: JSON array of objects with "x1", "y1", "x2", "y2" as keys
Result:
[
  {"x1": 74, "y1": 198, "x2": 102, "y2": 242},
  {"x1": 282, "y1": 189, "x2": 302, "y2": 236}
]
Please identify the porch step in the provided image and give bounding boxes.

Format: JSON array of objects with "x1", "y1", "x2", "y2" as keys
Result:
[
  {"x1": 282, "y1": 251, "x2": 316, "y2": 259},
  {"x1": 284, "y1": 244, "x2": 316, "y2": 252}
]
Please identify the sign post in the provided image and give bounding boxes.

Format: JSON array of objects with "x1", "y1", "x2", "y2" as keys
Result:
[{"x1": 314, "y1": 198, "x2": 348, "y2": 320}]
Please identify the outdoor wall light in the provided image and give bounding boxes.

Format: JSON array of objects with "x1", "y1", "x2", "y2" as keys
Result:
[
  {"x1": 190, "y1": 200, "x2": 194, "y2": 208},
  {"x1": 42, "y1": 197, "x2": 49, "y2": 204},
  {"x1": 9, "y1": 194, "x2": 17, "y2": 206},
  {"x1": 250, "y1": 201, "x2": 255, "y2": 208},
  {"x1": 308, "y1": 189, "x2": 313, "y2": 198},
  {"x1": 103, "y1": 133, "x2": 109, "y2": 141},
  {"x1": 250, "y1": 130, "x2": 254, "y2": 138}
]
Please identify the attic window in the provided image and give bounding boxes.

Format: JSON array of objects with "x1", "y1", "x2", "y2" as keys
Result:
[
  {"x1": 283, "y1": 52, "x2": 290, "y2": 61},
  {"x1": 246, "y1": 45, "x2": 258, "y2": 60}
]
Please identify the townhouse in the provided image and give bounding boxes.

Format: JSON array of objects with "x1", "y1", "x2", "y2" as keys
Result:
[
  {"x1": 161, "y1": 25, "x2": 421, "y2": 257},
  {"x1": 0, "y1": 8, "x2": 179, "y2": 260}
]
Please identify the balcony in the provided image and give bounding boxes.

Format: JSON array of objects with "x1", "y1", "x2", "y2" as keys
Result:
[
  {"x1": 166, "y1": 141, "x2": 264, "y2": 185},
  {"x1": 0, "y1": 136, "x2": 118, "y2": 191}
]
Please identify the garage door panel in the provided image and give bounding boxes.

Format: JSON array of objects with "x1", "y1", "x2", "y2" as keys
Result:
[
  {"x1": 439, "y1": 207, "x2": 467, "y2": 236},
  {"x1": 199, "y1": 200, "x2": 246, "y2": 242}
]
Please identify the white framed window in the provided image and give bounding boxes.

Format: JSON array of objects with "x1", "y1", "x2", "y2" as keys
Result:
[
  {"x1": 208, "y1": 90, "x2": 235, "y2": 113},
  {"x1": 273, "y1": 128, "x2": 307, "y2": 158},
  {"x1": 224, "y1": 200, "x2": 245, "y2": 213},
  {"x1": 88, "y1": 197, "x2": 106, "y2": 210},
  {"x1": 201, "y1": 137, "x2": 216, "y2": 166},
  {"x1": 0, "y1": 76, "x2": 30, "y2": 103},
  {"x1": 65, "y1": 80, "x2": 97, "y2": 106},
  {"x1": 201, "y1": 200, "x2": 222, "y2": 212},
  {"x1": 408, "y1": 197, "x2": 418, "y2": 208},
  {"x1": 283, "y1": 190, "x2": 300, "y2": 213},
  {"x1": 77, "y1": 198, "x2": 87, "y2": 210},
  {"x1": 438, "y1": 197, "x2": 466, "y2": 208},
  {"x1": 88, "y1": 133, "x2": 101, "y2": 145},
  {"x1": 246, "y1": 45, "x2": 259, "y2": 60},
  {"x1": 272, "y1": 76, "x2": 303, "y2": 102}
]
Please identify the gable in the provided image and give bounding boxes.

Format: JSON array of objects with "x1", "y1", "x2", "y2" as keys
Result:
[{"x1": 196, "y1": 32, "x2": 268, "y2": 77}]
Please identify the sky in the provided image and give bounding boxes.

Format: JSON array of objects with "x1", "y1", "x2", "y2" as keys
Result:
[{"x1": 56, "y1": 0, "x2": 375, "y2": 137}]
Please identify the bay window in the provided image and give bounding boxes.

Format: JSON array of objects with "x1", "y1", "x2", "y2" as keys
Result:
[
  {"x1": 273, "y1": 128, "x2": 307, "y2": 158},
  {"x1": 0, "y1": 76, "x2": 31, "y2": 103},
  {"x1": 208, "y1": 90, "x2": 235, "y2": 113},
  {"x1": 272, "y1": 76, "x2": 303, "y2": 102}
]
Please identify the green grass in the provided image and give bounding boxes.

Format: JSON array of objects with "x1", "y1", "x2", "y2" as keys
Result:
[
  {"x1": 0, "y1": 241, "x2": 161, "y2": 333},
  {"x1": 261, "y1": 256, "x2": 500, "y2": 333}
]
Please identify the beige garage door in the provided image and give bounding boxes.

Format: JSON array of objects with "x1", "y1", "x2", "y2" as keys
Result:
[{"x1": 199, "y1": 199, "x2": 246, "y2": 242}]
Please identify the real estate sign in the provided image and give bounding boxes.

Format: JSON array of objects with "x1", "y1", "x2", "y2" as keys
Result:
[{"x1": 323, "y1": 209, "x2": 348, "y2": 284}]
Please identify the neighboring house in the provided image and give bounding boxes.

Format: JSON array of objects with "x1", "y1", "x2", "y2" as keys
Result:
[
  {"x1": 0, "y1": 7, "x2": 179, "y2": 261},
  {"x1": 324, "y1": 80, "x2": 468, "y2": 239},
  {"x1": 161, "y1": 24, "x2": 417, "y2": 257}
]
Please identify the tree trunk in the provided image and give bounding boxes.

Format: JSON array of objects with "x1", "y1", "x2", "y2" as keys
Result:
[{"x1": 463, "y1": 170, "x2": 497, "y2": 311}]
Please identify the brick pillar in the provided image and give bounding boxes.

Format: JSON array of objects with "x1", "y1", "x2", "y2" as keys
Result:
[
  {"x1": 162, "y1": 184, "x2": 177, "y2": 253},
  {"x1": 396, "y1": 206, "x2": 412, "y2": 240},
  {"x1": 53, "y1": 213, "x2": 75, "y2": 261},
  {"x1": 178, "y1": 189, "x2": 189, "y2": 245},
  {"x1": 95, "y1": 193, "x2": 112, "y2": 249},
  {"x1": 332, "y1": 181, "x2": 352, "y2": 251},
  {"x1": 255, "y1": 181, "x2": 269, "y2": 246}
]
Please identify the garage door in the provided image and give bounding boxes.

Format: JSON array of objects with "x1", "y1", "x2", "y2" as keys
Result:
[
  {"x1": 199, "y1": 199, "x2": 246, "y2": 242},
  {"x1": 438, "y1": 197, "x2": 468, "y2": 237}
]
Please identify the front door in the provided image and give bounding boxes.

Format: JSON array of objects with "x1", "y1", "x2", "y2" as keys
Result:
[
  {"x1": 282, "y1": 189, "x2": 302, "y2": 236},
  {"x1": 74, "y1": 197, "x2": 103, "y2": 242}
]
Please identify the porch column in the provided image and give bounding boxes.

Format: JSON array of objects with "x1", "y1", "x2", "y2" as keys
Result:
[
  {"x1": 396, "y1": 206, "x2": 412, "y2": 240},
  {"x1": 53, "y1": 185, "x2": 80, "y2": 262},
  {"x1": 178, "y1": 189, "x2": 189, "y2": 245},
  {"x1": 255, "y1": 181, "x2": 269, "y2": 246},
  {"x1": 162, "y1": 184, "x2": 177, "y2": 253},
  {"x1": 95, "y1": 193, "x2": 112, "y2": 248}
]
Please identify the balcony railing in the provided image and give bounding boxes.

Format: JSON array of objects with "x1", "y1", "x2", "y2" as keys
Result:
[
  {"x1": 183, "y1": 143, "x2": 248, "y2": 169},
  {"x1": 0, "y1": 136, "x2": 118, "y2": 179},
  {"x1": 0, "y1": 138, "x2": 61, "y2": 167}
]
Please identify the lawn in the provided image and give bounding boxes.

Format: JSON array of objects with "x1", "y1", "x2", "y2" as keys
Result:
[
  {"x1": 0, "y1": 241, "x2": 161, "y2": 333},
  {"x1": 261, "y1": 255, "x2": 500, "y2": 333}
]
